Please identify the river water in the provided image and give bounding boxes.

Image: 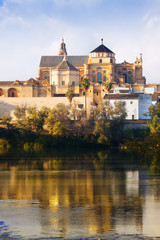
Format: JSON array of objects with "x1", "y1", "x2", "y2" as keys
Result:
[{"x1": 0, "y1": 149, "x2": 160, "y2": 239}]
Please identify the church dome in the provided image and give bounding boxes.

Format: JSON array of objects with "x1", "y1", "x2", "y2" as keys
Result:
[{"x1": 90, "y1": 39, "x2": 114, "y2": 54}]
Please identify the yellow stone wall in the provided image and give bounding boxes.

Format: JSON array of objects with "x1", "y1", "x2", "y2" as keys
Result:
[{"x1": 0, "y1": 96, "x2": 85, "y2": 118}]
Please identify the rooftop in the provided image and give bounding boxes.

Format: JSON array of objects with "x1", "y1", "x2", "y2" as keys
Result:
[
  {"x1": 40, "y1": 56, "x2": 89, "y2": 68},
  {"x1": 90, "y1": 44, "x2": 114, "y2": 54}
]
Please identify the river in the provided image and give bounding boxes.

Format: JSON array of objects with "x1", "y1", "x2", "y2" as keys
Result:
[{"x1": 0, "y1": 149, "x2": 160, "y2": 239}]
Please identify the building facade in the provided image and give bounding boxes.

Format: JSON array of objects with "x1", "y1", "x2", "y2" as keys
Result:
[{"x1": 0, "y1": 39, "x2": 157, "y2": 119}]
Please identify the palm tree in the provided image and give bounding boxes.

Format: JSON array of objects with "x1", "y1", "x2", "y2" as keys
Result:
[
  {"x1": 66, "y1": 89, "x2": 74, "y2": 103},
  {"x1": 81, "y1": 78, "x2": 90, "y2": 116},
  {"x1": 105, "y1": 81, "x2": 112, "y2": 103}
]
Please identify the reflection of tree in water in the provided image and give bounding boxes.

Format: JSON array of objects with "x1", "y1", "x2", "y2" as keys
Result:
[{"x1": 0, "y1": 149, "x2": 147, "y2": 236}]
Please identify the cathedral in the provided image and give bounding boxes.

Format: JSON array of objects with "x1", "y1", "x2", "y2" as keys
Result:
[{"x1": 0, "y1": 39, "x2": 146, "y2": 100}]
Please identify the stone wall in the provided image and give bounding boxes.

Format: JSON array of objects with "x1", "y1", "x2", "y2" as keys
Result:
[{"x1": 0, "y1": 96, "x2": 85, "y2": 118}]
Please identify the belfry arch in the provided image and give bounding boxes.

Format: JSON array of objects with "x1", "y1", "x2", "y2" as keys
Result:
[{"x1": 8, "y1": 88, "x2": 18, "y2": 97}]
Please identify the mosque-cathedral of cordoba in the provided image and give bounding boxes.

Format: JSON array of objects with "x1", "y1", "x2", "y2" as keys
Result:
[{"x1": 0, "y1": 39, "x2": 159, "y2": 118}]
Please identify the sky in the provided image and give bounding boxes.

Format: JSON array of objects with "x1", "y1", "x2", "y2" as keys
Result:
[{"x1": 0, "y1": 0, "x2": 160, "y2": 84}]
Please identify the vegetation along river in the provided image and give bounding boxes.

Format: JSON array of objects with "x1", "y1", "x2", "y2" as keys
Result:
[{"x1": 0, "y1": 149, "x2": 160, "y2": 239}]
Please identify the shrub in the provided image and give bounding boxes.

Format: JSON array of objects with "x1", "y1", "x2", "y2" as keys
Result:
[{"x1": 0, "y1": 138, "x2": 10, "y2": 149}]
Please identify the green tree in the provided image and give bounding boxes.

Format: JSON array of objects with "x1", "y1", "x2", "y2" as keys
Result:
[
  {"x1": 1, "y1": 115, "x2": 13, "y2": 129},
  {"x1": 147, "y1": 102, "x2": 160, "y2": 133},
  {"x1": 94, "y1": 101, "x2": 127, "y2": 144},
  {"x1": 52, "y1": 122, "x2": 67, "y2": 137},
  {"x1": 105, "y1": 81, "x2": 112, "y2": 103},
  {"x1": 66, "y1": 89, "x2": 74, "y2": 103},
  {"x1": 106, "y1": 100, "x2": 127, "y2": 120},
  {"x1": 45, "y1": 104, "x2": 70, "y2": 135},
  {"x1": 81, "y1": 78, "x2": 90, "y2": 117},
  {"x1": 14, "y1": 106, "x2": 49, "y2": 133}
]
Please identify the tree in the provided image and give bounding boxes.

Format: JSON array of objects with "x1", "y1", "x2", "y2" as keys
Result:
[
  {"x1": 81, "y1": 78, "x2": 90, "y2": 117},
  {"x1": 147, "y1": 102, "x2": 160, "y2": 133},
  {"x1": 105, "y1": 81, "x2": 112, "y2": 103},
  {"x1": 66, "y1": 89, "x2": 74, "y2": 103},
  {"x1": 1, "y1": 115, "x2": 13, "y2": 129},
  {"x1": 14, "y1": 106, "x2": 49, "y2": 133},
  {"x1": 94, "y1": 101, "x2": 127, "y2": 144},
  {"x1": 45, "y1": 104, "x2": 70, "y2": 135},
  {"x1": 105, "y1": 100, "x2": 127, "y2": 120}
]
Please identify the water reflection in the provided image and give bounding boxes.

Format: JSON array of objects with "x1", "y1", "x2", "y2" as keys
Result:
[{"x1": 0, "y1": 150, "x2": 159, "y2": 239}]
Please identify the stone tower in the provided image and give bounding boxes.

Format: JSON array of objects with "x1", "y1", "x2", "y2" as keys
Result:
[{"x1": 59, "y1": 38, "x2": 67, "y2": 56}]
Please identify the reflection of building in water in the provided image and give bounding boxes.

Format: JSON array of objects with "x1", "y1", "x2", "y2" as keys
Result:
[
  {"x1": 113, "y1": 171, "x2": 143, "y2": 234},
  {"x1": 0, "y1": 166, "x2": 145, "y2": 237},
  {"x1": 126, "y1": 171, "x2": 139, "y2": 196}
]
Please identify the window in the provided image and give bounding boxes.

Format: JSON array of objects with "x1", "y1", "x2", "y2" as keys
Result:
[
  {"x1": 78, "y1": 104, "x2": 83, "y2": 109},
  {"x1": 99, "y1": 59, "x2": 102, "y2": 63},
  {"x1": 128, "y1": 71, "x2": 132, "y2": 75},
  {"x1": 118, "y1": 71, "x2": 121, "y2": 75},
  {"x1": 83, "y1": 92, "x2": 85, "y2": 96},
  {"x1": 93, "y1": 76, "x2": 96, "y2": 82},
  {"x1": 97, "y1": 72, "x2": 102, "y2": 83},
  {"x1": 104, "y1": 71, "x2": 106, "y2": 74},
  {"x1": 62, "y1": 81, "x2": 65, "y2": 86},
  {"x1": 110, "y1": 59, "x2": 113, "y2": 63},
  {"x1": 92, "y1": 71, "x2": 95, "y2": 74},
  {"x1": 97, "y1": 92, "x2": 99, "y2": 96},
  {"x1": 72, "y1": 81, "x2": 75, "y2": 86},
  {"x1": 123, "y1": 74, "x2": 127, "y2": 83},
  {"x1": 103, "y1": 76, "x2": 106, "y2": 82},
  {"x1": 123, "y1": 68, "x2": 127, "y2": 71},
  {"x1": 97, "y1": 68, "x2": 102, "y2": 70},
  {"x1": 45, "y1": 76, "x2": 49, "y2": 79},
  {"x1": 128, "y1": 77, "x2": 132, "y2": 84},
  {"x1": 130, "y1": 101, "x2": 133, "y2": 104}
]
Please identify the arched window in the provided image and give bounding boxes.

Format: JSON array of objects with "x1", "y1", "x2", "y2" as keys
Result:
[
  {"x1": 93, "y1": 76, "x2": 96, "y2": 82},
  {"x1": 123, "y1": 68, "x2": 127, "y2": 72},
  {"x1": 97, "y1": 72, "x2": 102, "y2": 83},
  {"x1": 123, "y1": 74, "x2": 127, "y2": 83},
  {"x1": 8, "y1": 88, "x2": 18, "y2": 97},
  {"x1": 0, "y1": 88, "x2": 4, "y2": 96}
]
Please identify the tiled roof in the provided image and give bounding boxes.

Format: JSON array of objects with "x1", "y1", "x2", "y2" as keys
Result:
[
  {"x1": 56, "y1": 60, "x2": 78, "y2": 71},
  {"x1": 0, "y1": 81, "x2": 14, "y2": 86},
  {"x1": 104, "y1": 93, "x2": 139, "y2": 100},
  {"x1": 40, "y1": 56, "x2": 89, "y2": 67},
  {"x1": 91, "y1": 44, "x2": 114, "y2": 54}
]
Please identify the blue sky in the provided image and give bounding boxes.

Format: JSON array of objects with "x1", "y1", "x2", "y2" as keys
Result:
[{"x1": 0, "y1": 0, "x2": 160, "y2": 83}]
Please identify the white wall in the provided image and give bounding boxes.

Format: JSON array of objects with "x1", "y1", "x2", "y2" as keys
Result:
[
  {"x1": 139, "y1": 94, "x2": 152, "y2": 119},
  {"x1": 109, "y1": 99, "x2": 139, "y2": 120}
]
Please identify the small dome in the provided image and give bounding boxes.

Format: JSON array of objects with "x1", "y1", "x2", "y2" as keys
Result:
[{"x1": 91, "y1": 41, "x2": 114, "y2": 54}]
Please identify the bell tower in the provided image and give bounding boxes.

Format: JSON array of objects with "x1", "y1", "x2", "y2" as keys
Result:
[{"x1": 59, "y1": 38, "x2": 67, "y2": 56}]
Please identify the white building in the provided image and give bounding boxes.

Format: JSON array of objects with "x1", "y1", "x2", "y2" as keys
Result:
[{"x1": 104, "y1": 93, "x2": 152, "y2": 120}]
